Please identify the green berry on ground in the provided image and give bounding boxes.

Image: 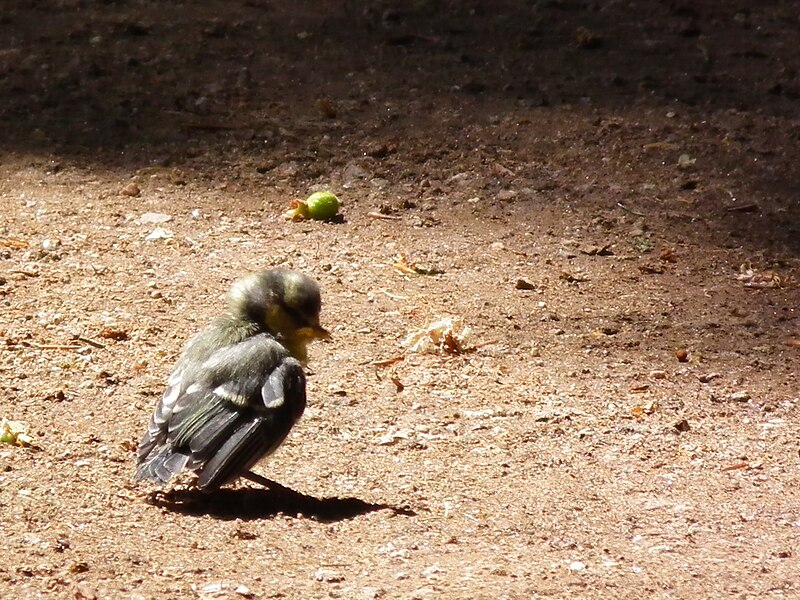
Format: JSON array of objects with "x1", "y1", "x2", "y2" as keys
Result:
[{"x1": 305, "y1": 191, "x2": 340, "y2": 220}]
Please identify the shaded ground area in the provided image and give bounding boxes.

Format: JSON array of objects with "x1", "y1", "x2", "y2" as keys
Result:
[{"x1": 0, "y1": 1, "x2": 798, "y2": 598}]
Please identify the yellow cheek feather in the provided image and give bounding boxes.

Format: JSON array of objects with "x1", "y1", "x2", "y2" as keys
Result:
[
  {"x1": 265, "y1": 306, "x2": 312, "y2": 363},
  {"x1": 264, "y1": 305, "x2": 290, "y2": 334}
]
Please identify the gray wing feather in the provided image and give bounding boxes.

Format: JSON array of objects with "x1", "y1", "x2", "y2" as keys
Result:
[
  {"x1": 195, "y1": 359, "x2": 306, "y2": 489},
  {"x1": 135, "y1": 368, "x2": 185, "y2": 463},
  {"x1": 156, "y1": 451, "x2": 191, "y2": 483},
  {"x1": 134, "y1": 447, "x2": 190, "y2": 485},
  {"x1": 196, "y1": 419, "x2": 281, "y2": 489},
  {"x1": 133, "y1": 333, "x2": 307, "y2": 490}
]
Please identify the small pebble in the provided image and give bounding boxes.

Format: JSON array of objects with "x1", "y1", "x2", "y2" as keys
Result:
[
  {"x1": 677, "y1": 154, "x2": 696, "y2": 169},
  {"x1": 120, "y1": 182, "x2": 141, "y2": 197},
  {"x1": 698, "y1": 372, "x2": 720, "y2": 383},
  {"x1": 145, "y1": 227, "x2": 173, "y2": 241},
  {"x1": 515, "y1": 278, "x2": 536, "y2": 290},
  {"x1": 138, "y1": 212, "x2": 172, "y2": 225},
  {"x1": 729, "y1": 391, "x2": 750, "y2": 403},
  {"x1": 497, "y1": 189, "x2": 518, "y2": 202},
  {"x1": 314, "y1": 568, "x2": 344, "y2": 583},
  {"x1": 674, "y1": 419, "x2": 690, "y2": 433},
  {"x1": 361, "y1": 587, "x2": 382, "y2": 600}
]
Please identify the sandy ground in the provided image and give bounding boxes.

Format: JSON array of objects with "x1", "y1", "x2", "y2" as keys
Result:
[{"x1": 1, "y1": 1, "x2": 798, "y2": 598}]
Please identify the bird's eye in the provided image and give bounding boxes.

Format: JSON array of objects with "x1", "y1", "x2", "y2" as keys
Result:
[{"x1": 279, "y1": 302, "x2": 315, "y2": 330}]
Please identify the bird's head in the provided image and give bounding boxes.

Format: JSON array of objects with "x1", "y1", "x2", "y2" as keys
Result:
[{"x1": 228, "y1": 269, "x2": 330, "y2": 361}]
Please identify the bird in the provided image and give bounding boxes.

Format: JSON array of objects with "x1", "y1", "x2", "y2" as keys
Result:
[{"x1": 133, "y1": 268, "x2": 329, "y2": 492}]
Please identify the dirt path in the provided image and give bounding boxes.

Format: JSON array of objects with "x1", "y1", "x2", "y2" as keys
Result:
[{"x1": 1, "y1": 1, "x2": 798, "y2": 598}]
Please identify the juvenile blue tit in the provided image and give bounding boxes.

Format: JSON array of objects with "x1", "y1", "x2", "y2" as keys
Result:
[{"x1": 133, "y1": 269, "x2": 329, "y2": 491}]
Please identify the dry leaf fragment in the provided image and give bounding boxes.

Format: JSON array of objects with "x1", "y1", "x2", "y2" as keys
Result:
[
  {"x1": 441, "y1": 330, "x2": 462, "y2": 354},
  {"x1": 659, "y1": 248, "x2": 678, "y2": 263},
  {"x1": 631, "y1": 401, "x2": 658, "y2": 417},
  {"x1": 392, "y1": 253, "x2": 444, "y2": 276},
  {"x1": 98, "y1": 327, "x2": 130, "y2": 341},
  {"x1": 736, "y1": 263, "x2": 783, "y2": 288},
  {"x1": 402, "y1": 317, "x2": 472, "y2": 355},
  {"x1": 392, "y1": 253, "x2": 420, "y2": 275}
]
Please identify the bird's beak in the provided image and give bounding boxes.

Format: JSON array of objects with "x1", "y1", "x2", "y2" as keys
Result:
[
  {"x1": 313, "y1": 325, "x2": 332, "y2": 340},
  {"x1": 298, "y1": 325, "x2": 331, "y2": 341}
]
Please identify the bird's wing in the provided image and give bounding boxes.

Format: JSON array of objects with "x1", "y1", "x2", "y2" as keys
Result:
[
  {"x1": 135, "y1": 363, "x2": 189, "y2": 465},
  {"x1": 135, "y1": 334, "x2": 307, "y2": 490},
  {"x1": 135, "y1": 323, "x2": 244, "y2": 464}
]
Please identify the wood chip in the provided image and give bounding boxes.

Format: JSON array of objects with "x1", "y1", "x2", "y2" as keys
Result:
[
  {"x1": 368, "y1": 355, "x2": 404, "y2": 368},
  {"x1": 0, "y1": 237, "x2": 29, "y2": 249},
  {"x1": 390, "y1": 375, "x2": 404, "y2": 392},
  {"x1": 367, "y1": 211, "x2": 402, "y2": 221},
  {"x1": 721, "y1": 462, "x2": 749, "y2": 472},
  {"x1": 726, "y1": 203, "x2": 759, "y2": 213}
]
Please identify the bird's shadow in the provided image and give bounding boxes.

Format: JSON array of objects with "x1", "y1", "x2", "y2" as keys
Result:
[{"x1": 148, "y1": 483, "x2": 415, "y2": 522}]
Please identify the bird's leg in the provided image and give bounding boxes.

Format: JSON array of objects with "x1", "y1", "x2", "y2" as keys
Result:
[{"x1": 242, "y1": 470, "x2": 295, "y2": 495}]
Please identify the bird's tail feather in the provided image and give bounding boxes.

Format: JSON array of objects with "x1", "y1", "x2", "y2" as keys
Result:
[{"x1": 133, "y1": 449, "x2": 190, "y2": 485}]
